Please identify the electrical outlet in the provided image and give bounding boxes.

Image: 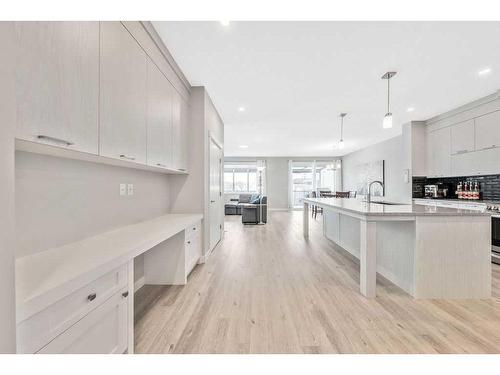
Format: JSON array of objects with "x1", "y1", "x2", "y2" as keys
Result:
[
  {"x1": 119, "y1": 183, "x2": 127, "y2": 196},
  {"x1": 127, "y1": 183, "x2": 134, "y2": 196}
]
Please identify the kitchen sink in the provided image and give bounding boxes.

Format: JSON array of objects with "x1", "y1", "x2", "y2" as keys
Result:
[{"x1": 369, "y1": 201, "x2": 405, "y2": 205}]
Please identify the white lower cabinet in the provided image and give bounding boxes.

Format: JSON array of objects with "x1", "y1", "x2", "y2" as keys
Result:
[
  {"x1": 38, "y1": 289, "x2": 129, "y2": 354},
  {"x1": 185, "y1": 221, "x2": 202, "y2": 276},
  {"x1": 17, "y1": 264, "x2": 132, "y2": 354}
]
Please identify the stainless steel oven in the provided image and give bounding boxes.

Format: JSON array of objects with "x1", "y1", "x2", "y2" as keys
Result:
[{"x1": 493, "y1": 215, "x2": 500, "y2": 264}]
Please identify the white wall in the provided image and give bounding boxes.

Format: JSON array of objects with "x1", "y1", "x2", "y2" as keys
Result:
[
  {"x1": 15, "y1": 152, "x2": 171, "y2": 283},
  {"x1": 170, "y1": 87, "x2": 225, "y2": 258},
  {"x1": 342, "y1": 135, "x2": 412, "y2": 203},
  {"x1": 0, "y1": 21, "x2": 17, "y2": 353}
]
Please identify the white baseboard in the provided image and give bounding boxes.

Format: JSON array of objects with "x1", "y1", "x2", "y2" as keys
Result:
[
  {"x1": 134, "y1": 276, "x2": 145, "y2": 293},
  {"x1": 268, "y1": 208, "x2": 289, "y2": 212}
]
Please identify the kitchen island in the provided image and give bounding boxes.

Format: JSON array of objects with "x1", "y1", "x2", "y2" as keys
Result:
[{"x1": 303, "y1": 198, "x2": 491, "y2": 299}]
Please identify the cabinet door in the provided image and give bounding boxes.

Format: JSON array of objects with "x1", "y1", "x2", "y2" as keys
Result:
[
  {"x1": 451, "y1": 151, "x2": 477, "y2": 177},
  {"x1": 146, "y1": 58, "x2": 172, "y2": 168},
  {"x1": 428, "y1": 127, "x2": 451, "y2": 177},
  {"x1": 451, "y1": 119, "x2": 475, "y2": 154},
  {"x1": 15, "y1": 22, "x2": 99, "y2": 154},
  {"x1": 171, "y1": 91, "x2": 188, "y2": 172},
  {"x1": 37, "y1": 290, "x2": 128, "y2": 354},
  {"x1": 475, "y1": 110, "x2": 500, "y2": 151},
  {"x1": 474, "y1": 146, "x2": 500, "y2": 175},
  {"x1": 100, "y1": 22, "x2": 147, "y2": 164}
]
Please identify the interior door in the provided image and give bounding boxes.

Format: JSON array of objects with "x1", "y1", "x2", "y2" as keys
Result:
[{"x1": 209, "y1": 138, "x2": 223, "y2": 251}]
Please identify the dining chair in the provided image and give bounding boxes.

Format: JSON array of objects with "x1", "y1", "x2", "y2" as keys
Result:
[{"x1": 335, "y1": 191, "x2": 350, "y2": 198}]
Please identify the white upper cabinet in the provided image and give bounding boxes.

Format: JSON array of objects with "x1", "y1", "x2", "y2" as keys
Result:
[
  {"x1": 15, "y1": 22, "x2": 99, "y2": 154},
  {"x1": 99, "y1": 22, "x2": 148, "y2": 164},
  {"x1": 450, "y1": 119, "x2": 475, "y2": 154},
  {"x1": 171, "y1": 91, "x2": 189, "y2": 172},
  {"x1": 146, "y1": 59, "x2": 172, "y2": 169},
  {"x1": 427, "y1": 127, "x2": 451, "y2": 177},
  {"x1": 475, "y1": 110, "x2": 500, "y2": 151}
]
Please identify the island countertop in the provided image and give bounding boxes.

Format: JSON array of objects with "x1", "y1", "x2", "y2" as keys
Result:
[{"x1": 303, "y1": 197, "x2": 491, "y2": 217}]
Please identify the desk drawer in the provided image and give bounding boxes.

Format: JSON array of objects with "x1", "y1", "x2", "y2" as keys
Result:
[
  {"x1": 37, "y1": 288, "x2": 128, "y2": 354},
  {"x1": 17, "y1": 264, "x2": 128, "y2": 353},
  {"x1": 185, "y1": 221, "x2": 201, "y2": 240}
]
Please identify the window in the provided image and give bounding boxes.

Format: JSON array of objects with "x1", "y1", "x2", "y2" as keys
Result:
[
  {"x1": 289, "y1": 160, "x2": 340, "y2": 208},
  {"x1": 224, "y1": 162, "x2": 258, "y2": 193}
]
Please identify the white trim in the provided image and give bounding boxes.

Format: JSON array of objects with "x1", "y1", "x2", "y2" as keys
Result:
[
  {"x1": 426, "y1": 90, "x2": 500, "y2": 125},
  {"x1": 133, "y1": 276, "x2": 145, "y2": 293}
]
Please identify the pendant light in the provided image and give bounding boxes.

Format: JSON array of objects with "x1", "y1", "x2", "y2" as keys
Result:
[
  {"x1": 381, "y1": 71, "x2": 397, "y2": 129},
  {"x1": 339, "y1": 113, "x2": 347, "y2": 149}
]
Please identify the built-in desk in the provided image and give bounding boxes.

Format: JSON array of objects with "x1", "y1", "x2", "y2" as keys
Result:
[{"x1": 16, "y1": 213, "x2": 203, "y2": 354}]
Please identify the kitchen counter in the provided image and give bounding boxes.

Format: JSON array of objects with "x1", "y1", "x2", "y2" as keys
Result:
[
  {"x1": 302, "y1": 198, "x2": 491, "y2": 299},
  {"x1": 304, "y1": 197, "x2": 490, "y2": 217}
]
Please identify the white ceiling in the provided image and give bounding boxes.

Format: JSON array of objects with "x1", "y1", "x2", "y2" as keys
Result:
[{"x1": 153, "y1": 21, "x2": 500, "y2": 157}]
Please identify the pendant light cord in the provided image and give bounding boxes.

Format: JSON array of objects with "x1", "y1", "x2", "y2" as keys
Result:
[
  {"x1": 340, "y1": 116, "x2": 343, "y2": 141},
  {"x1": 387, "y1": 77, "x2": 390, "y2": 113}
]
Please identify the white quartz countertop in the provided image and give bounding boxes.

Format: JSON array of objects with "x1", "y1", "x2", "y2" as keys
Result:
[
  {"x1": 303, "y1": 198, "x2": 490, "y2": 217},
  {"x1": 16, "y1": 213, "x2": 203, "y2": 321}
]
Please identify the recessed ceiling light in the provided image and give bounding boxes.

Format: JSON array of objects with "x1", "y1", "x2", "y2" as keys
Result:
[
  {"x1": 407, "y1": 107, "x2": 415, "y2": 112},
  {"x1": 239, "y1": 145, "x2": 248, "y2": 149},
  {"x1": 238, "y1": 106, "x2": 245, "y2": 112},
  {"x1": 220, "y1": 20, "x2": 230, "y2": 27},
  {"x1": 478, "y1": 67, "x2": 492, "y2": 76}
]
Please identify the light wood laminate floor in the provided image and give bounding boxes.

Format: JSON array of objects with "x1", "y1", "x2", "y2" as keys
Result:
[{"x1": 135, "y1": 211, "x2": 500, "y2": 353}]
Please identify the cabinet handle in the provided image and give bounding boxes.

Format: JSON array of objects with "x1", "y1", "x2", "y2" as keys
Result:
[
  {"x1": 37, "y1": 135, "x2": 74, "y2": 146},
  {"x1": 119, "y1": 154, "x2": 136, "y2": 161},
  {"x1": 122, "y1": 291, "x2": 129, "y2": 298},
  {"x1": 187, "y1": 240, "x2": 191, "y2": 244},
  {"x1": 193, "y1": 227, "x2": 196, "y2": 230},
  {"x1": 178, "y1": 168, "x2": 186, "y2": 171},
  {"x1": 456, "y1": 150, "x2": 468, "y2": 154},
  {"x1": 156, "y1": 163, "x2": 166, "y2": 167},
  {"x1": 87, "y1": 293, "x2": 97, "y2": 302},
  {"x1": 481, "y1": 145, "x2": 496, "y2": 150}
]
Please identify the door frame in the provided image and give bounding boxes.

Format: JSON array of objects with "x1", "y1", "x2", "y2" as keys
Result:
[{"x1": 207, "y1": 133, "x2": 224, "y2": 254}]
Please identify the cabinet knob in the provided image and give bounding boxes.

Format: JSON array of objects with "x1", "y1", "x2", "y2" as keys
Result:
[
  {"x1": 187, "y1": 241, "x2": 191, "y2": 244},
  {"x1": 87, "y1": 293, "x2": 97, "y2": 302},
  {"x1": 193, "y1": 227, "x2": 196, "y2": 230},
  {"x1": 122, "y1": 291, "x2": 129, "y2": 298}
]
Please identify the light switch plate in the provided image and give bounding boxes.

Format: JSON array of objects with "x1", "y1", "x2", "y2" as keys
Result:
[
  {"x1": 127, "y1": 184, "x2": 134, "y2": 196},
  {"x1": 119, "y1": 183, "x2": 126, "y2": 196}
]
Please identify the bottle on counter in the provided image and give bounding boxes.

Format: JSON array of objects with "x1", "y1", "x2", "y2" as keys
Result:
[
  {"x1": 457, "y1": 182, "x2": 463, "y2": 199},
  {"x1": 473, "y1": 181, "x2": 480, "y2": 200},
  {"x1": 465, "y1": 181, "x2": 471, "y2": 200}
]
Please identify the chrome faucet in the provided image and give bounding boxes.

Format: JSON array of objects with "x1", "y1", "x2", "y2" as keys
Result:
[{"x1": 367, "y1": 180, "x2": 384, "y2": 203}]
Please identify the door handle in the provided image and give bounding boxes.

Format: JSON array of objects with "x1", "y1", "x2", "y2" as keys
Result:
[
  {"x1": 37, "y1": 135, "x2": 74, "y2": 146},
  {"x1": 211, "y1": 200, "x2": 216, "y2": 203},
  {"x1": 119, "y1": 154, "x2": 136, "y2": 161},
  {"x1": 87, "y1": 293, "x2": 97, "y2": 302}
]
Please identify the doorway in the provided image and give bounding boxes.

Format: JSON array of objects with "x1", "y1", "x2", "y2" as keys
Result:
[{"x1": 209, "y1": 137, "x2": 223, "y2": 251}]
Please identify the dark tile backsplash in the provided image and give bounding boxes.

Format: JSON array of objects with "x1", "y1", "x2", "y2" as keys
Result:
[{"x1": 412, "y1": 174, "x2": 500, "y2": 201}]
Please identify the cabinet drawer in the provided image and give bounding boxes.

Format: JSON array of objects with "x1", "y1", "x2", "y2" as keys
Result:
[
  {"x1": 185, "y1": 221, "x2": 201, "y2": 240},
  {"x1": 17, "y1": 264, "x2": 127, "y2": 353},
  {"x1": 37, "y1": 289, "x2": 128, "y2": 354}
]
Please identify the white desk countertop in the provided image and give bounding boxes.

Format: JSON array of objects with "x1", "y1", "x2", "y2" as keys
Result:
[{"x1": 16, "y1": 213, "x2": 203, "y2": 322}]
